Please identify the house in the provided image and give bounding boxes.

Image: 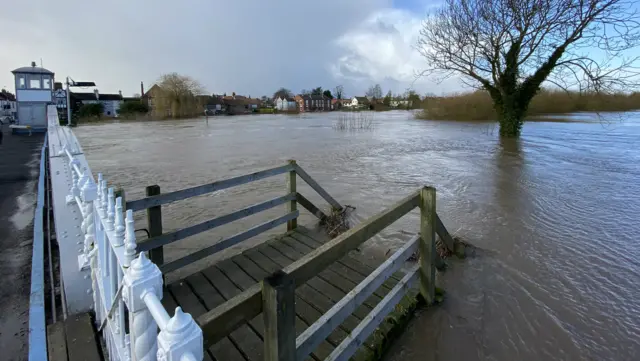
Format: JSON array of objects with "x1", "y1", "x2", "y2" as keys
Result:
[
  {"x1": 70, "y1": 91, "x2": 124, "y2": 116},
  {"x1": 223, "y1": 95, "x2": 250, "y2": 115},
  {"x1": 296, "y1": 94, "x2": 331, "y2": 112},
  {"x1": 354, "y1": 96, "x2": 370, "y2": 108},
  {"x1": 206, "y1": 96, "x2": 224, "y2": 114},
  {"x1": 0, "y1": 89, "x2": 16, "y2": 118},
  {"x1": 141, "y1": 84, "x2": 166, "y2": 116},
  {"x1": 390, "y1": 99, "x2": 411, "y2": 108},
  {"x1": 246, "y1": 98, "x2": 261, "y2": 110},
  {"x1": 274, "y1": 96, "x2": 297, "y2": 111}
]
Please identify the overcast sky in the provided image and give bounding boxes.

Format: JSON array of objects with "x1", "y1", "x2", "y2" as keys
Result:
[{"x1": 0, "y1": 0, "x2": 465, "y2": 98}]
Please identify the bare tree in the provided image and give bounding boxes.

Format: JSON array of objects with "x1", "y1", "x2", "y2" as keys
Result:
[
  {"x1": 155, "y1": 72, "x2": 206, "y2": 118},
  {"x1": 366, "y1": 84, "x2": 383, "y2": 99},
  {"x1": 273, "y1": 87, "x2": 292, "y2": 99},
  {"x1": 334, "y1": 85, "x2": 344, "y2": 99},
  {"x1": 417, "y1": 0, "x2": 640, "y2": 137}
]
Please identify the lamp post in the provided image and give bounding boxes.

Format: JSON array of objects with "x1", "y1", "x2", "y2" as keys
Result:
[{"x1": 65, "y1": 77, "x2": 96, "y2": 126}]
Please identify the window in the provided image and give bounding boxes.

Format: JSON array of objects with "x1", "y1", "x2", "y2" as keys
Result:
[
  {"x1": 305, "y1": 100, "x2": 309, "y2": 107},
  {"x1": 43, "y1": 76, "x2": 51, "y2": 89},
  {"x1": 18, "y1": 75, "x2": 25, "y2": 88},
  {"x1": 29, "y1": 75, "x2": 41, "y2": 89}
]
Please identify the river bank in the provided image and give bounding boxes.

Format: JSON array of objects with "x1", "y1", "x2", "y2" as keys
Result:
[{"x1": 76, "y1": 110, "x2": 640, "y2": 360}]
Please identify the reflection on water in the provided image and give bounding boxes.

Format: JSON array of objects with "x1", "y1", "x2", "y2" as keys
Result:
[{"x1": 76, "y1": 111, "x2": 640, "y2": 360}]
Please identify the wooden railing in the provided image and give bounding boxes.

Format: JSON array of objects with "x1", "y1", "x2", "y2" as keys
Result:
[
  {"x1": 197, "y1": 186, "x2": 455, "y2": 361},
  {"x1": 125, "y1": 160, "x2": 342, "y2": 274}
]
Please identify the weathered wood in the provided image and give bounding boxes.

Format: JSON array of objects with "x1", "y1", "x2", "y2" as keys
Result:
[
  {"x1": 182, "y1": 274, "x2": 246, "y2": 361},
  {"x1": 283, "y1": 190, "x2": 419, "y2": 286},
  {"x1": 198, "y1": 191, "x2": 419, "y2": 348},
  {"x1": 325, "y1": 266, "x2": 419, "y2": 361},
  {"x1": 198, "y1": 283, "x2": 263, "y2": 348},
  {"x1": 167, "y1": 282, "x2": 233, "y2": 361},
  {"x1": 46, "y1": 322, "x2": 67, "y2": 361},
  {"x1": 419, "y1": 187, "x2": 436, "y2": 304},
  {"x1": 161, "y1": 210, "x2": 299, "y2": 273},
  {"x1": 145, "y1": 185, "x2": 164, "y2": 265},
  {"x1": 435, "y1": 214, "x2": 455, "y2": 251},
  {"x1": 287, "y1": 160, "x2": 297, "y2": 231},
  {"x1": 262, "y1": 271, "x2": 296, "y2": 361},
  {"x1": 137, "y1": 193, "x2": 296, "y2": 252},
  {"x1": 127, "y1": 164, "x2": 295, "y2": 211},
  {"x1": 293, "y1": 164, "x2": 342, "y2": 210},
  {"x1": 64, "y1": 313, "x2": 101, "y2": 361},
  {"x1": 295, "y1": 193, "x2": 327, "y2": 221},
  {"x1": 295, "y1": 235, "x2": 419, "y2": 360}
]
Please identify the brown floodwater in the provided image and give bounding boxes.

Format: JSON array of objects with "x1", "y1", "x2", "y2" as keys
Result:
[{"x1": 76, "y1": 110, "x2": 640, "y2": 361}]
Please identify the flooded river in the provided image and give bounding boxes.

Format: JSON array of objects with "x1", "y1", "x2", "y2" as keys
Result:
[{"x1": 76, "y1": 111, "x2": 640, "y2": 360}]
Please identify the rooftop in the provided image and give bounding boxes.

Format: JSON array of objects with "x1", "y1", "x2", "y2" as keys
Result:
[{"x1": 12, "y1": 65, "x2": 54, "y2": 75}]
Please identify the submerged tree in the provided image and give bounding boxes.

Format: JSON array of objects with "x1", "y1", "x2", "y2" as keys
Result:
[
  {"x1": 418, "y1": 0, "x2": 640, "y2": 137},
  {"x1": 155, "y1": 73, "x2": 205, "y2": 118}
]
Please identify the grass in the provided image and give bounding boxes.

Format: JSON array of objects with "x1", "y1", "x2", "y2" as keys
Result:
[{"x1": 418, "y1": 89, "x2": 640, "y2": 121}]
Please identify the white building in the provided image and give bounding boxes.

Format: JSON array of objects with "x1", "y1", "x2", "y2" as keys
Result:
[
  {"x1": 0, "y1": 90, "x2": 16, "y2": 119},
  {"x1": 11, "y1": 62, "x2": 54, "y2": 129},
  {"x1": 274, "y1": 96, "x2": 297, "y2": 111}
]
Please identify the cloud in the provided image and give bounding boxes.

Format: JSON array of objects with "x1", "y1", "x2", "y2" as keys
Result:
[
  {"x1": 0, "y1": 0, "x2": 388, "y2": 96},
  {"x1": 330, "y1": 7, "x2": 464, "y2": 96}
]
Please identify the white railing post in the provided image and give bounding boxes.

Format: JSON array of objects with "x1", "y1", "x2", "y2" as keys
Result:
[
  {"x1": 157, "y1": 307, "x2": 203, "y2": 361},
  {"x1": 66, "y1": 158, "x2": 81, "y2": 205},
  {"x1": 123, "y1": 253, "x2": 163, "y2": 361},
  {"x1": 79, "y1": 177, "x2": 98, "y2": 270}
]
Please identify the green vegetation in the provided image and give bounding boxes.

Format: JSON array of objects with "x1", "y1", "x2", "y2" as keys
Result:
[
  {"x1": 77, "y1": 103, "x2": 104, "y2": 119},
  {"x1": 119, "y1": 101, "x2": 149, "y2": 115},
  {"x1": 418, "y1": 90, "x2": 640, "y2": 121}
]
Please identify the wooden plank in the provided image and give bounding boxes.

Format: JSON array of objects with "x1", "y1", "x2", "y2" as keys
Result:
[
  {"x1": 295, "y1": 193, "x2": 327, "y2": 221},
  {"x1": 161, "y1": 210, "x2": 299, "y2": 273},
  {"x1": 287, "y1": 160, "x2": 297, "y2": 231},
  {"x1": 240, "y1": 251, "x2": 339, "y2": 360},
  {"x1": 161, "y1": 287, "x2": 179, "y2": 314},
  {"x1": 278, "y1": 237, "x2": 383, "y2": 307},
  {"x1": 64, "y1": 313, "x2": 101, "y2": 361},
  {"x1": 197, "y1": 191, "x2": 419, "y2": 348},
  {"x1": 295, "y1": 236, "x2": 419, "y2": 360},
  {"x1": 260, "y1": 244, "x2": 373, "y2": 320},
  {"x1": 286, "y1": 235, "x2": 390, "y2": 298},
  {"x1": 145, "y1": 185, "x2": 164, "y2": 265},
  {"x1": 169, "y1": 281, "x2": 242, "y2": 361},
  {"x1": 201, "y1": 266, "x2": 265, "y2": 361},
  {"x1": 436, "y1": 213, "x2": 455, "y2": 251},
  {"x1": 283, "y1": 190, "x2": 418, "y2": 288},
  {"x1": 326, "y1": 266, "x2": 419, "y2": 361},
  {"x1": 47, "y1": 322, "x2": 68, "y2": 361},
  {"x1": 291, "y1": 230, "x2": 402, "y2": 286},
  {"x1": 419, "y1": 187, "x2": 436, "y2": 304},
  {"x1": 262, "y1": 271, "x2": 296, "y2": 361},
  {"x1": 292, "y1": 164, "x2": 342, "y2": 209},
  {"x1": 233, "y1": 256, "x2": 351, "y2": 347},
  {"x1": 138, "y1": 193, "x2": 296, "y2": 252},
  {"x1": 127, "y1": 164, "x2": 294, "y2": 211}
]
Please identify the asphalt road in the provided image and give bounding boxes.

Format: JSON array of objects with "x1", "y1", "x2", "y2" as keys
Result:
[{"x1": 0, "y1": 125, "x2": 45, "y2": 361}]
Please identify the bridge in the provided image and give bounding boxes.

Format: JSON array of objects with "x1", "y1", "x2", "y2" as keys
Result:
[{"x1": 29, "y1": 105, "x2": 461, "y2": 361}]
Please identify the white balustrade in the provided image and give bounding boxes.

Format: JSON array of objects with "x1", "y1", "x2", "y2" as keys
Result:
[{"x1": 57, "y1": 135, "x2": 203, "y2": 361}]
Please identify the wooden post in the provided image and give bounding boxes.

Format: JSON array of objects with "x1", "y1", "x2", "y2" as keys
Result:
[
  {"x1": 262, "y1": 270, "x2": 296, "y2": 361},
  {"x1": 286, "y1": 160, "x2": 297, "y2": 231},
  {"x1": 146, "y1": 185, "x2": 164, "y2": 266},
  {"x1": 419, "y1": 186, "x2": 436, "y2": 304}
]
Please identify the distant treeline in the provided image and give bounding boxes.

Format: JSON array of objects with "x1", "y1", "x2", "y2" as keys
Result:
[{"x1": 418, "y1": 90, "x2": 640, "y2": 121}]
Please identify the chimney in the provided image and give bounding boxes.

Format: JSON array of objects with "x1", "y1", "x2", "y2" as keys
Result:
[
  {"x1": 140, "y1": 81, "x2": 144, "y2": 96},
  {"x1": 31, "y1": 61, "x2": 36, "y2": 67}
]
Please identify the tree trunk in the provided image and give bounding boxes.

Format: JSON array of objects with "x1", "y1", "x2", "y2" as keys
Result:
[{"x1": 493, "y1": 94, "x2": 527, "y2": 138}]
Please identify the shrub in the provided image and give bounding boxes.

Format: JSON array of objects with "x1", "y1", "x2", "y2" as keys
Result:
[
  {"x1": 119, "y1": 101, "x2": 149, "y2": 115},
  {"x1": 77, "y1": 103, "x2": 104, "y2": 118}
]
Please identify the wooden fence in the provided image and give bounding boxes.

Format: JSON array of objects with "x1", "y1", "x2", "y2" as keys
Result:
[
  {"x1": 196, "y1": 186, "x2": 454, "y2": 361},
  {"x1": 125, "y1": 160, "x2": 342, "y2": 274}
]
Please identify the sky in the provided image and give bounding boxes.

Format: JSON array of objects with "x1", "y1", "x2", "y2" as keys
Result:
[{"x1": 0, "y1": 0, "x2": 463, "y2": 98}]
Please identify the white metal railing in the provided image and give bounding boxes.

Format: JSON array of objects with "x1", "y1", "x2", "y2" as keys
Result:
[{"x1": 54, "y1": 112, "x2": 203, "y2": 361}]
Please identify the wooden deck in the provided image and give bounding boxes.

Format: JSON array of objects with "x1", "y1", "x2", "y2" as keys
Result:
[
  {"x1": 163, "y1": 227, "x2": 408, "y2": 361},
  {"x1": 47, "y1": 313, "x2": 104, "y2": 361}
]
